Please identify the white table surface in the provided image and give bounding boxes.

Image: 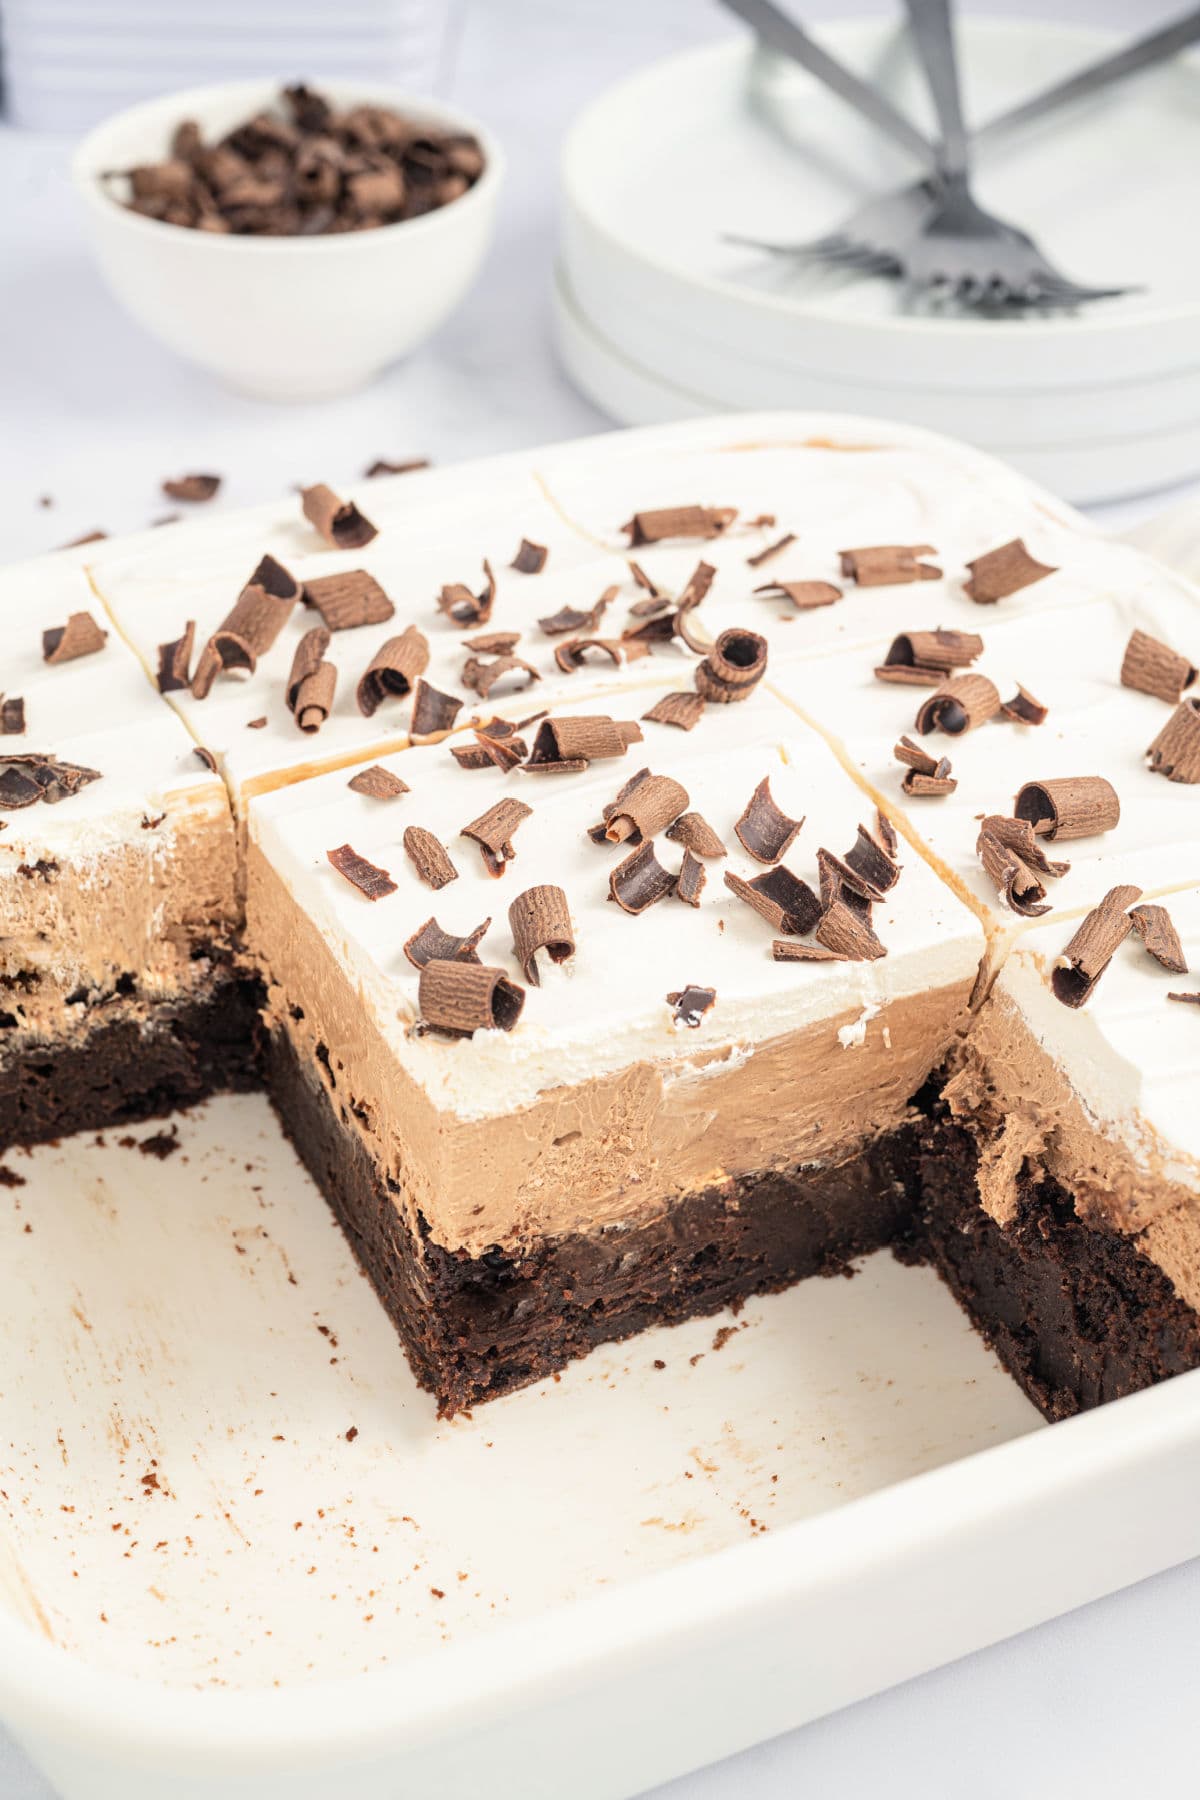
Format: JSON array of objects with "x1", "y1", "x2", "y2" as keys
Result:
[{"x1": 2, "y1": 0, "x2": 1199, "y2": 1793}]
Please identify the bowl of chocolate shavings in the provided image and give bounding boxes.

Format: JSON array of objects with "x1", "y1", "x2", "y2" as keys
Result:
[{"x1": 73, "y1": 80, "x2": 503, "y2": 401}]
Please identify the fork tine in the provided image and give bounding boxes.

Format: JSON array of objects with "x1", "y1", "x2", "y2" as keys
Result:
[{"x1": 1034, "y1": 274, "x2": 1135, "y2": 304}]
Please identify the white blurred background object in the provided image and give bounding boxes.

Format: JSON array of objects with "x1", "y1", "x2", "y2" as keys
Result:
[{"x1": 0, "y1": 0, "x2": 461, "y2": 131}]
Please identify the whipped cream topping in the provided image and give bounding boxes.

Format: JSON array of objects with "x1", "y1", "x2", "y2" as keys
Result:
[
  {"x1": 249, "y1": 679, "x2": 984, "y2": 1121},
  {"x1": 996, "y1": 885, "x2": 1200, "y2": 1197}
]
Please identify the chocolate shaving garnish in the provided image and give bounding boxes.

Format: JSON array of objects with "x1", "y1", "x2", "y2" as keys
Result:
[
  {"x1": 724, "y1": 865, "x2": 821, "y2": 937},
  {"x1": 816, "y1": 846, "x2": 887, "y2": 911},
  {"x1": 1168, "y1": 991, "x2": 1200, "y2": 1005},
  {"x1": 976, "y1": 815, "x2": 1070, "y2": 918},
  {"x1": 628, "y1": 561, "x2": 664, "y2": 599},
  {"x1": 450, "y1": 745, "x2": 496, "y2": 771},
  {"x1": 291, "y1": 651, "x2": 337, "y2": 734},
  {"x1": 42, "y1": 611, "x2": 107, "y2": 665},
  {"x1": 348, "y1": 764, "x2": 408, "y2": 799},
  {"x1": 754, "y1": 579, "x2": 842, "y2": 612},
  {"x1": 252, "y1": 552, "x2": 303, "y2": 603},
  {"x1": 509, "y1": 885, "x2": 574, "y2": 983},
  {"x1": 675, "y1": 849, "x2": 706, "y2": 907},
  {"x1": 0, "y1": 698, "x2": 26, "y2": 736},
  {"x1": 1121, "y1": 629, "x2": 1197, "y2": 705},
  {"x1": 915, "y1": 674, "x2": 1001, "y2": 736},
  {"x1": 286, "y1": 625, "x2": 331, "y2": 709},
  {"x1": 677, "y1": 560, "x2": 716, "y2": 614},
  {"x1": 524, "y1": 715, "x2": 642, "y2": 772},
  {"x1": 1052, "y1": 885, "x2": 1143, "y2": 1007},
  {"x1": 875, "y1": 810, "x2": 898, "y2": 858},
  {"x1": 403, "y1": 915, "x2": 490, "y2": 970},
  {"x1": 879, "y1": 629, "x2": 983, "y2": 688},
  {"x1": 0, "y1": 766, "x2": 40, "y2": 809},
  {"x1": 463, "y1": 631, "x2": 521, "y2": 655},
  {"x1": 894, "y1": 735, "x2": 956, "y2": 794},
  {"x1": 193, "y1": 746, "x2": 217, "y2": 772},
  {"x1": 554, "y1": 637, "x2": 624, "y2": 675},
  {"x1": 409, "y1": 679, "x2": 464, "y2": 743},
  {"x1": 621, "y1": 609, "x2": 683, "y2": 651},
  {"x1": 843, "y1": 822, "x2": 900, "y2": 894},
  {"x1": 1129, "y1": 904, "x2": 1188, "y2": 975},
  {"x1": 462, "y1": 653, "x2": 540, "y2": 699},
  {"x1": 839, "y1": 544, "x2": 940, "y2": 586},
  {"x1": 418, "y1": 960, "x2": 524, "y2": 1036},
  {"x1": 695, "y1": 629, "x2": 767, "y2": 705},
  {"x1": 734, "y1": 777, "x2": 803, "y2": 864},
  {"x1": 628, "y1": 594, "x2": 673, "y2": 619},
  {"x1": 814, "y1": 900, "x2": 886, "y2": 961},
  {"x1": 747, "y1": 533, "x2": 796, "y2": 569},
  {"x1": 162, "y1": 473, "x2": 220, "y2": 503},
  {"x1": 538, "y1": 588, "x2": 615, "y2": 637},
  {"x1": 365, "y1": 458, "x2": 430, "y2": 479},
  {"x1": 61, "y1": 529, "x2": 107, "y2": 547},
  {"x1": 304, "y1": 570, "x2": 394, "y2": 631},
  {"x1": 964, "y1": 538, "x2": 1057, "y2": 603},
  {"x1": 403, "y1": 826, "x2": 458, "y2": 889},
  {"x1": 156, "y1": 621, "x2": 194, "y2": 693},
  {"x1": 1000, "y1": 684, "x2": 1049, "y2": 726},
  {"x1": 356, "y1": 627, "x2": 430, "y2": 715},
  {"x1": 191, "y1": 558, "x2": 300, "y2": 697},
  {"x1": 604, "y1": 773, "x2": 688, "y2": 844},
  {"x1": 511, "y1": 538, "x2": 548, "y2": 575},
  {"x1": 326, "y1": 842, "x2": 397, "y2": 901},
  {"x1": 587, "y1": 767, "x2": 650, "y2": 844},
  {"x1": 771, "y1": 940, "x2": 844, "y2": 963},
  {"x1": 248, "y1": 716, "x2": 267, "y2": 729},
  {"x1": 1147, "y1": 697, "x2": 1200, "y2": 783},
  {"x1": 460, "y1": 796, "x2": 533, "y2": 877},
  {"x1": 453, "y1": 718, "x2": 528, "y2": 774},
  {"x1": 667, "y1": 984, "x2": 715, "y2": 1026},
  {"x1": 622, "y1": 506, "x2": 737, "y2": 546},
  {"x1": 0, "y1": 755, "x2": 99, "y2": 809},
  {"x1": 301, "y1": 483, "x2": 378, "y2": 550},
  {"x1": 609, "y1": 841, "x2": 677, "y2": 914},
  {"x1": 437, "y1": 561, "x2": 495, "y2": 627},
  {"x1": 665, "y1": 811, "x2": 726, "y2": 858},
  {"x1": 1014, "y1": 777, "x2": 1120, "y2": 841},
  {"x1": 642, "y1": 691, "x2": 705, "y2": 732}
]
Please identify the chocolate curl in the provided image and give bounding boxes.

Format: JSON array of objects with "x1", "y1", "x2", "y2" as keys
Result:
[
  {"x1": 1013, "y1": 777, "x2": 1120, "y2": 842},
  {"x1": 192, "y1": 558, "x2": 300, "y2": 697},
  {"x1": 723, "y1": 866, "x2": 821, "y2": 937},
  {"x1": 964, "y1": 538, "x2": 1056, "y2": 603},
  {"x1": 734, "y1": 777, "x2": 803, "y2": 864},
  {"x1": 1147, "y1": 698, "x2": 1200, "y2": 783},
  {"x1": 894, "y1": 735, "x2": 956, "y2": 796},
  {"x1": 326, "y1": 843, "x2": 396, "y2": 900},
  {"x1": 460, "y1": 796, "x2": 533, "y2": 877},
  {"x1": 814, "y1": 900, "x2": 886, "y2": 961},
  {"x1": 1052, "y1": 885, "x2": 1143, "y2": 1008},
  {"x1": 42, "y1": 611, "x2": 108, "y2": 665},
  {"x1": 539, "y1": 589, "x2": 614, "y2": 637},
  {"x1": 0, "y1": 754, "x2": 101, "y2": 810},
  {"x1": 356, "y1": 627, "x2": 430, "y2": 716},
  {"x1": 403, "y1": 826, "x2": 458, "y2": 890},
  {"x1": 286, "y1": 626, "x2": 331, "y2": 710},
  {"x1": 511, "y1": 538, "x2": 548, "y2": 574},
  {"x1": 642, "y1": 692, "x2": 705, "y2": 731},
  {"x1": 877, "y1": 628, "x2": 983, "y2": 686},
  {"x1": 463, "y1": 653, "x2": 541, "y2": 698},
  {"x1": 771, "y1": 940, "x2": 843, "y2": 963},
  {"x1": 604, "y1": 772, "x2": 688, "y2": 844},
  {"x1": 746, "y1": 533, "x2": 795, "y2": 569},
  {"x1": 839, "y1": 544, "x2": 940, "y2": 586},
  {"x1": 301, "y1": 483, "x2": 378, "y2": 549},
  {"x1": 403, "y1": 916, "x2": 490, "y2": 970},
  {"x1": 347, "y1": 764, "x2": 408, "y2": 799},
  {"x1": 667, "y1": 984, "x2": 716, "y2": 1025},
  {"x1": 1121, "y1": 629, "x2": 1198, "y2": 705},
  {"x1": 554, "y1": 638, "x2": 624, "y2": 675},
  {"x1": 418, "y1": 960, "x2": 525, "y2": 1035},
  {"x1": 1129, "y1": 904, "x2": 1188, "y2": 975},
  {"x1": 675, "y1": 849, "x2": 706, "y2": 907},
  {"x1": 622, "y1": 506, "x2": 737, "y2": 546},
  {"x1": 157, "y1": 621, "x2": 195, "y2": 693},
  {"x1": 292, "y1": 660, "x2": 337, "y2": 734},
  {"x1": 0, "y1": 698, "x2": 26, "y2": 736},
  {"x1": 163, "y1": 473, "x2": 220, "y2": 502},
  {"x1": 843, "y1": 823, "x2": 900, "y2": 894},
  {"x1": 915, "y1": 674, "x2": 1001, "y2": 736},
  {"x1": 305, "y1": 571, "x2": 394, "y2": 630},
  {"x1": 754, "y1": 579, "x2": 842, "y2": 611},
  {"x1": 409, "y1": 679, "x2": 463, "y2": 743},
  {"x1": 665, "y1": 811, "x2": 726, "y2": 858},
  {"x1": 999, "y1": 685, "x2": 1049, "y2": 726},
  {"x1": 609, "y1": 841, "x2": 677, "y2": 914},
  {"x1": 525, "y1": 715, "x2": 643, "y2": 772},
  {"x1": 437, "y1": 561, "x2": 496, "y2": 626},
  {"x1": 694, "y1": 629, "x2": 767, "y2": 705},
  {"x1": 509, "y1": 884, "x2": 574, "y2": 983}
]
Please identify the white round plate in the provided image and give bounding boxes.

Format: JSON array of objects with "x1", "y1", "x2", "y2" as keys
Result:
[
  {"x1": 558, "y1": 17, "x2": 1200, "y2": 498},
  {"x1": 551, "y1": 263, "x2": 1200, "y2": 507}
]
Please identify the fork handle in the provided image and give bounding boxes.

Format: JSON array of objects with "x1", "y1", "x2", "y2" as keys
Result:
[
  {"x1": 903, "y1": 0, "x2": 970, "y2": 180},
  {"x1": 718, "y1": 0, "x2": 935, "y2": 166}
]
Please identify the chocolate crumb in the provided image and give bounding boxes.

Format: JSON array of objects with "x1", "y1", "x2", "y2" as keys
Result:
[
  {"x1": 346, "y1": 1426, "x2": 360, "y2": 1442},
  {"x1": 365, "y1": 458, "x2": 430, "y2": 479},
  {"x1": 61, "y1": 529, "x2": 107, "y2": 547},
  {"x1": 667, "y1": 984, "x2": 715, "y2": 1026},
  {"x1": 1129, "y1": 904, "x2": 1188, "y2": 974},
  {"x1": 348, "y1": 764, "x2": 409, "y2": 800},
  {"x1": 301, "y1": 484, "x2": 378, "y2": 550},
  {"x1": 162, "y1": 473, "x2": 220, "y2": 503},
  {"x1": 247, "y1": 716, "x2": 267, "y2": 729},
  {"x1": 509, "y1": 884, "x2": 574, "y2": 983},
  {"x1": 1052, "y1": 885, "x2": 1143, "y2": 1007},
  {"x1": 964, "y1": 538, "x2": 1056, "y2": 603},
  {"x1": 326, "y1": 843, "x2": 397, "y2": 901},
  {"x1": 734, "y1": 776, "x2": 803, "y2": 864},
  {"x1": 404, "y1": 826, "x2": 458, "y2": 889},
  {"x1": 511, "y1": 538, "x2": 548, "y2": 575},
  {"x1": 137, "y1": 1126, "x2": 180, "y2": 1159},
  {"x1": 42, "y1": 611, "x2": 107, "y2": 665}
]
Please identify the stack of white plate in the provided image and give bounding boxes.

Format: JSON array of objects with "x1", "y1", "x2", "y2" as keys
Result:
[
  {"x1": 555, "y1": 18, "x2": 1200, "y2": 506},
  {"x1": 1, "y1": 0, "x2": 454, "y2": 133}
]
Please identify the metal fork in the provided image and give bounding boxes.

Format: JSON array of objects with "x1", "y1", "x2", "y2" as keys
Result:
[
  {"x1": 732, "y1": 6, "x2": 1200, "y2": 279},
  {"x1": 901, "y1": 0, "x2": 1126, "y2": 306},
  {"x1": 722, "y1": 0, "x2": 1200, "y2": 301}
]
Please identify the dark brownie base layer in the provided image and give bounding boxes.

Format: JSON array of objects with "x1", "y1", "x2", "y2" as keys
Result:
[
  {"x1": 0, "y1": 974, "x2": 263, "y2": 1153},
  {"x1": 918, "y1": 1112, "x2": 1200, "y2": 1421},
  {"x1": 263, "y1": 1025, "x2": 920, "y2": 1415}
]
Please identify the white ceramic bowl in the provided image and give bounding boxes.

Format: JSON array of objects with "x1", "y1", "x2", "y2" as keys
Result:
[{"x1": 73, "y1": 79, "x2": 503, "y2": 400}]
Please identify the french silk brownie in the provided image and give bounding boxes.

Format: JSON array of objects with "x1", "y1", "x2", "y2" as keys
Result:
[
  {"x1": 0, "y1": 554, "x2": 245, "y2": 1149},
  {"x1": 1, "y1": 411, "x2": 1191, "y2": 1421}
]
